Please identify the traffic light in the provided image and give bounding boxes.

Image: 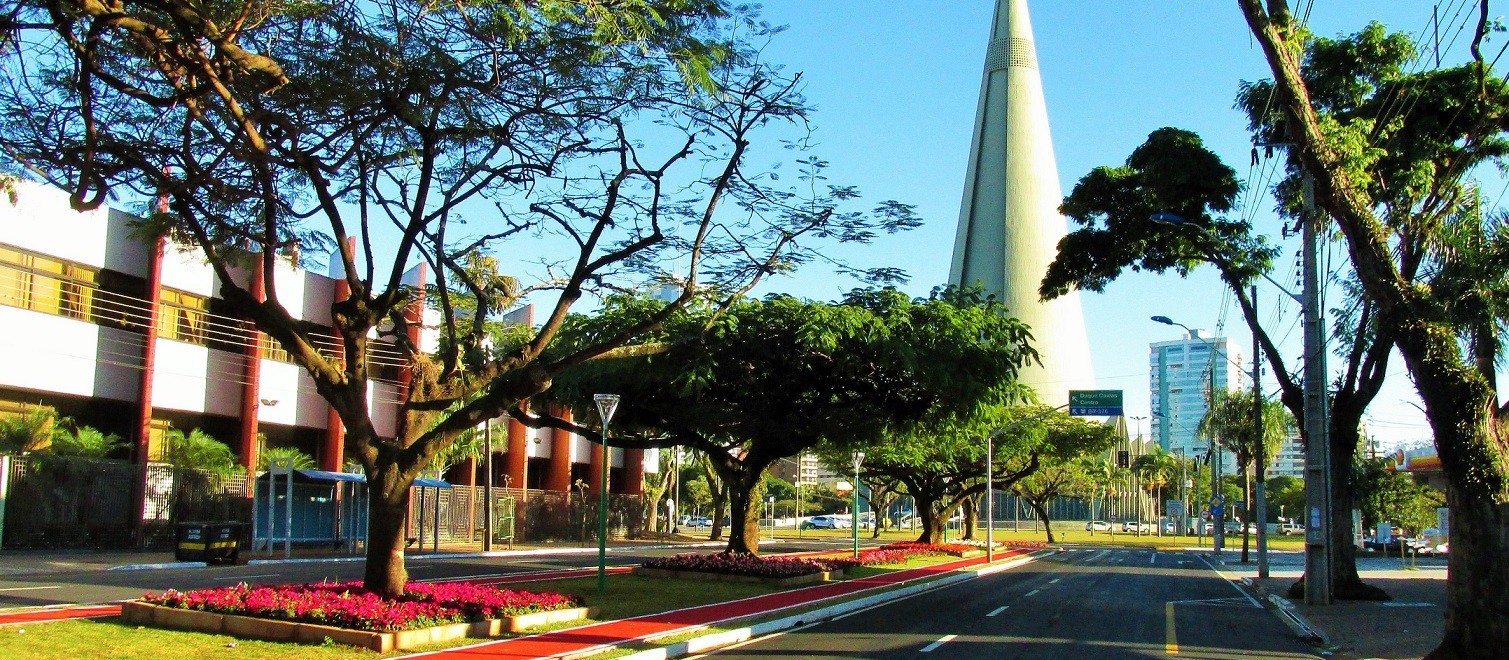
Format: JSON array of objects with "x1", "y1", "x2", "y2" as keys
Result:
[{"x1": 1117, "y1": 450, "x2": 1130, "y2": 468}]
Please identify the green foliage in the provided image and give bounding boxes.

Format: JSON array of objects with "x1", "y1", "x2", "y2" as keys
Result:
[
  {"x1": 1197, "y1": 389, "x2": 1294, "y2": 473},
  {"x1": 0, "y1": 404, "x2": 62, "y2": 454},
  {"x1": 1041, "y1": 127, "x2": 1279, "y2": 300},
  {"x1": 1265, "y1": 475, "x2": 1306, "y2": 522},
  {"x1": 1355, "y1": 459, "x2": 1445, "y2": 535},
  {"x1": 161, "y1": 428, "x2": 238, "y2": 476},
  {"x1": 258, "y1": 446, "x2": 316, "y2": 471},
  {"x1": 49, "y1": 425, "x2": 127, "y2": 459}
]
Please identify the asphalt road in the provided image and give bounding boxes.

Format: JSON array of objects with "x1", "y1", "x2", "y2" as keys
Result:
[
  {"x1": 0, "y1": 539, "x2": 855, "y2": 610},
  {"x1": 697, "y1": 548, "x2": 1323, "y2": 660}
]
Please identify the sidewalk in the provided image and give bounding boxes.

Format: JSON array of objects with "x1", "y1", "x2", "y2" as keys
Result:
[{"x1": 1224, "y1": 550, "x2": 1447, "y2": 660}]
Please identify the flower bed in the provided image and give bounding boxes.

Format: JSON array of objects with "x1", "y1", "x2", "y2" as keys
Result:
[
  {"x1": 140, "y1": 581, "x2": 581, "y2": 632},
  {"x1": 128, "y1": 581, "x2": 589, "y2": 651},
  {"x1": 639, "y1": 542, "x2": 990, "y2": 582}
]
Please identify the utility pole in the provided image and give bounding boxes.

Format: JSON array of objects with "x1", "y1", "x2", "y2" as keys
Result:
[
  {"x1": 1301, "y1": 171, "x2": 1334, "y2": 605},
  {"x1": 1253, "y1": 285, "x2": 1270, "y2": 578}
]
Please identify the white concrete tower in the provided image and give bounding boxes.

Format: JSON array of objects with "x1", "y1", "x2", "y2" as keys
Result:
[{"x1": 949, "y1": 0, "x2": 1095, "y2": 406}]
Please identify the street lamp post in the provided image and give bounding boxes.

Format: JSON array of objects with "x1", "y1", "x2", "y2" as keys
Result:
[
  {"x1": 986, "y1": 429, "x2": 995, "y2": 563},
  {"x1": 851, "y1": 451, "x2": 864, "y2": 558},
  {"x1": 1152, "y1": 314, "x2": 1223, "y2": 555},
  {"x1": 594, "y1": 393, "x2": 620, "y2": 595},
  {"x1": 483, "y1": 419, "x2": 494, "y2": 552},
  {"x1": 767, "y1": 495, "x2": 776, "y2": 540}
]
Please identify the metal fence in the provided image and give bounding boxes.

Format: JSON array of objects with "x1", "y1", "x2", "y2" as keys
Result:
[
  {"x1": 0, "y1": 454, "x2": 248, "y2": 550},
  {"x1": 421, "y1": 486, "x2": 645, "y2": 544}
]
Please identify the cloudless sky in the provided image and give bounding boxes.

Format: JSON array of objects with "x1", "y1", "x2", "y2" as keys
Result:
[{"x1": 737, "y1": 1, "x2": 1486, "y2": 450}]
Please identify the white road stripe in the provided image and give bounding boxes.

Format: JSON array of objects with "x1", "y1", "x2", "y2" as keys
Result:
[
  {"x1": 211, "y1": 574, "x2": 279, "y2": 581},
  {"x1": 1150, "y1": 552, "x2": 1157, "y2": 564},
  {"x1": 1048, "y1": 578, "x2": 1060, "y2": 584},
  {"x1": 987, "y1": 606, "x2": 1008, "y2": 617},
  {"x1": 1025, "y1": 589, "x2": 1040, "y2": 597},
  {"x1": 921, "y1": 634, "x2": 957, "y2": 652},
  {"x1": 0, "y1": 586, "x2": 60, "y2": 592}
]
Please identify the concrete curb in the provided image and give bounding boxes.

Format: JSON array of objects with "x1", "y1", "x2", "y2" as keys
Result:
[
  {"x1": 1240, "y1": 576, "x2": 1328, "y2": 645},
  {"x1": 108, "y1": 541, "x2": 730, "y2": 571},
  {"x1": 609, "y1": 549, "x2": 1053, "y2": 660}
]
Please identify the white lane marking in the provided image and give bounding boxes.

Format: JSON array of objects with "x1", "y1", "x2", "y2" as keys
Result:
[
  {"x1": 1049, "y1": 578, "x2": 1061, "y2": 584},
  {"x1": 1024, "y1": 589, "x2": 1040, "y2": 597},
  {"x1": 921, "y1": 634, "x2": 958, "y2": 652},
  {"x1": 987, "y1": 606, "x2": 1008, "y2": 617},
  {"x1": 0, "y1": 586, "x2": 61, "y2": 592},
  {"x1": 1196, "y1": 555, "x2": 1263, "y2": 608},
  {"x1": 1151, "y1": 552, "x2": 1157, "y2": 565},
  {"x1": 211, "y1": 574, "x2": 279, "y2": 581}
]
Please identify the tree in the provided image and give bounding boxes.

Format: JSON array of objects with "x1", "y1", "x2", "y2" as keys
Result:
[
  {"x1": 1040, "y1": 124, "x2": 1394, "y2": 598},
  {"x1": 1238, "y1": 4, "x2": 1509, "y2": 654},
  {"x1": 1011, "y1": 455, "x2": 1097, "y2": 543},
  {"x1": 1266, "y1": 475, "x2": 1306, "y2": 523},
  {"x1": 1356, "y1": 459, "x2": 1445, "y2": 537},
  {"x1": 537, "y1": 285, "x2": 1035, "y2": 553},
  {"x1": 851, "y1": 407, "x2": 1117, "y2": 543},
  {"x1": 1131, "y1": 446, "x2": 1180, "y2": 533},
  {"x1": 0, "y1": 2, "x2": 920, "y2": 595},
  {"x1": 1199, "y1": 388, "x2": 1294, "y2": 556}
]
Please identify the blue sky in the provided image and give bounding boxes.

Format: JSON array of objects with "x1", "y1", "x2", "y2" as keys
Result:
[{"x1": 738, "y1": 1, "x2": 1476, "y2": 449}]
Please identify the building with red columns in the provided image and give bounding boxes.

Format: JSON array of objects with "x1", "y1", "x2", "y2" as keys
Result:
[{"x1": 0, "y1": 180, "x2": 650, "y2": 546}]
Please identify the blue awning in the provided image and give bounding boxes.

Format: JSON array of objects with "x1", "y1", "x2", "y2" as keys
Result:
[
  {"x1": 295, "y1": 469, "x2": 365, "y2": 483},
  {"x1": 259, "y1": 468, "x2": 449, "y2": 489}
]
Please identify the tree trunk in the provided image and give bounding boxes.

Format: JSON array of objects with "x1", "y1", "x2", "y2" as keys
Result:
[
  {"x1": 913, "y1": 500, "x2": 945, "y2": 544},
  {"x1": 1028, "y1": 499, "x2": 1055, "y2": 543},
  {"x1": 362, "y1": 464, "x2": 414, "y2": 597},
  {"x1": 722, "y1": 472, "x2": 763, "y2": 555},
  {"x1": 709, "y1": 483, "x2": 728, "y2": 541},
  {"x1": 960, "y1": 495, "x2": 978, "y2": 540}
]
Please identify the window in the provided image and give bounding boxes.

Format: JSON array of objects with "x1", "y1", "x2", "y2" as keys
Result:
[
  {"x1": 0, "y1": 244, "x2": 105, "y2": 321},
  {"x1": 158, "y1": 288, "x2": 210, "y2": 345}
]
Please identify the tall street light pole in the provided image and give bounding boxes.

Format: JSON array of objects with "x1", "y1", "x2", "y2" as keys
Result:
[
  {"x1": 852, "y1": 451, "x2": 864, "y2": 559},
  {"x1": 594, "y1": 393, "x2": 620, "y2": 594},
  {"x1": 1253, "y1": 285, "x2": 1271, "y2": 578}
]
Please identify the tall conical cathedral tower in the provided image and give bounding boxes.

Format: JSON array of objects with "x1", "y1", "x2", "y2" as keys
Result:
[{"x1": 949, "y1": 0, "x2": 1095, "y2": 406}]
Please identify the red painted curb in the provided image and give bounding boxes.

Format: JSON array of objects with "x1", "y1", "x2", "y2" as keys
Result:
[{"x1": 0, "y1": 605, "x2": 120, "y2": 626}]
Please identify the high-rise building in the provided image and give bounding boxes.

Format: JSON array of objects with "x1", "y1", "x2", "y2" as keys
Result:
[
  {"x1": 1149, "y1": 328, "x2": 1243, "y2": 459},
  {"x1": 1269, "y1": 435, "x2": 1305, "y2": 479},
  {"x1": 949, "y1": 0, "x2": 1095, "y2": 406}
]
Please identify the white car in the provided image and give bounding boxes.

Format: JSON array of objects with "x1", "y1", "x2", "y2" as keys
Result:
[
  {"x1": 1122, "y1": 521, "x2": 1149, "y2": 533},
  {"x1": 1085, "y1": 520, "x2": 1112, "y2": 531},
  {"x1": 1279, "y1": 522, "x2": 1304, "y2": 535}
]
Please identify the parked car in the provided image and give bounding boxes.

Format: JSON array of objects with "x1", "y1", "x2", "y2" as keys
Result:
[
  {"x1": 684, "y1": 516, "x2": 712, "y2": 528},
  {"x1": 1121, "y1": 521, "x2": 1149, "y2": 533},
  {"x1": 803, "y1": 515, "x2": 849, "y2": 530},
  {"x1": 1279, "y1": 522, "x2": 1304, "y2": 536},
  {"x1": 1163, "y1": 521, "x2": 1178, "y2": 534},
  {"x1": 1085, "y1": 520, "x2": 1112, "y2": 531}
]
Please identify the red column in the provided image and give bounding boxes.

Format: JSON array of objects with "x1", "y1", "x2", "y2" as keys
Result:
[
  {"x1": 504, "y1": 417, "x2": 528, "y2": 490},
  {"x1": 624, "y1": 448, "x2": 646, "y2": 496},
  {"x1": 131, "y1": 234, "x2": 166, "y2": 546},
  {"x1": 322, "y1": 275, "x2": 350, "y2": 472},
  {"x1": 238, "y1": 263, "x2": 265, "y2": 475},
  {"x1": 587, "y1": 442, "x2": 605, "y2": 496},
  {"x1": 546, "y1": 406, "x2": 573, "y2": 492}
]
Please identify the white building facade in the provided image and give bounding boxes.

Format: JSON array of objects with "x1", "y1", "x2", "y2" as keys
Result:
[{"x1": 1149, "y1": 329, "x2": 1243, "y2": 460}]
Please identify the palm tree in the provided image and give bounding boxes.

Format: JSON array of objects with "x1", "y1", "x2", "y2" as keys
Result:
[
  {"x1": 1132, "y1": 447, "x2": 1179, "y2": 535},
  {"x1": 1198, "y1": 389, "x2": 1295, "y2": 557}
]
